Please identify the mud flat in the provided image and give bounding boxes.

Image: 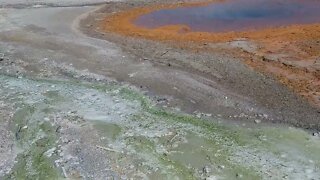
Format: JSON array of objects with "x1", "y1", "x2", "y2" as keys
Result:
[{"x1": 0, "y1": 0, "x2": 320, "y2": 179}]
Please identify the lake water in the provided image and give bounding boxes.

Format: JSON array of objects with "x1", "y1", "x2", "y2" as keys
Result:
[{"x1": 134, "y1": 0, "x2": 320, "y2": 32}]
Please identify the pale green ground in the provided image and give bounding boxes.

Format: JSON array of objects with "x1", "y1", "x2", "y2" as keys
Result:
[{"x1": 1, "y1": 75, "x2": 319, "y2": 180}]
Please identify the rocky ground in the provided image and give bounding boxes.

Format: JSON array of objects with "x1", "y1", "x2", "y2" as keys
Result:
[{"x1": 0, "y1": 0, "x2": 319, "y2": 179}]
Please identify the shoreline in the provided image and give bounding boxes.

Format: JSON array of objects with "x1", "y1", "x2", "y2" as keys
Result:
[
  {"x1": 99, "y1": 1, "x2": 320, "y2": 109},
  {"x1": 79, "y1": 1, "x2": 320, "y2": 130}
]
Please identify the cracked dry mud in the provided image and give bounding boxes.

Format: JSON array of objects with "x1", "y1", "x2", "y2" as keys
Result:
[{"x1": 0, "y1": 0, "x2": 320, "y2": 179}]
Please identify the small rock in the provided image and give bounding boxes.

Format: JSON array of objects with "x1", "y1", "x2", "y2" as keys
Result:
[
  {"x1": 254, "y1": 119, "x2": 261, "y2": 124},
  {"x1": 282, "y1": 175, "x2": 288, "y2": 179},
  {"x1": 190, "y1": 99, "x2": 196, "y2": 104},
  {"x1": 196, "y1": 113, "x2": 202, "y2": 118},
  {"x1": 312, "y1": 132, "x2": 319, "y2": 137},
  {"x1": 218, "y1": 165, "x2": 225, "y2": 169},
  {"x1": 236, "y1": 173, "x2": 243, "y2": 178},
  {"x1": 205, "y1": 113, "x2": 212, "y2": 117},
  {"x1": 203, "y1": 165, "x2": 211, "y2": 174},
  {"x1": 0, "y1": 53, "x2": 4, "y2": 61},
  {"x1": 206, "y1": 176, "x2": 218, "y2": 180},
  {"x1": 128, "y1": 73, "x2": 136, "y2": 78},
  {"x1": 262, "y1": 56, "x2": 268, "y2": 61},
  {"x1": 280, "y1": 153, "x2": 287, "y2": 158},
  {"x1": 22, "y1": 126, "x2": 28, "y2": 130},
  {"x1": 44, "y1": 147, "x2": 56, "y2": 157}
]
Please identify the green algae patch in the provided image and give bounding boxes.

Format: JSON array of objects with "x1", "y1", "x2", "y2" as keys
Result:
[
  {"x1": 93, "y1": 121, "x2": 122, "y2": 140},
  {"x1": 78, "y1": 82, "x2": 318, "y2": 179},
  {"x1": 6, "y1": 104, "x2": 60, "y2": 179},
  {"x1": 5, "y1": 118, "x2": 60, "y2": 180},
  {"x1": 1, "y1": 75, "x2": 320, "y2": 179}
]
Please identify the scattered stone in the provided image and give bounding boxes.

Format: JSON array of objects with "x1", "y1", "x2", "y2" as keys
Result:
[
  {"x1": 156, "y1": 98, "x2": 168, "y2": 103},
  {"x1": 218, "y1": 165, "x2": 225, "y2": 169},
  {"x1": 62, "y1": 138, "x2": 71, "y2": 144},
  {"x1": 312, "y1": 132, "x2": 319, "y2": 137}
]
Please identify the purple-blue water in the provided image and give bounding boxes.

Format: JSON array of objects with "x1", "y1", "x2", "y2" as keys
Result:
[{"x1": 134, "y1": 0, "x2": 320, "y2": 32}]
